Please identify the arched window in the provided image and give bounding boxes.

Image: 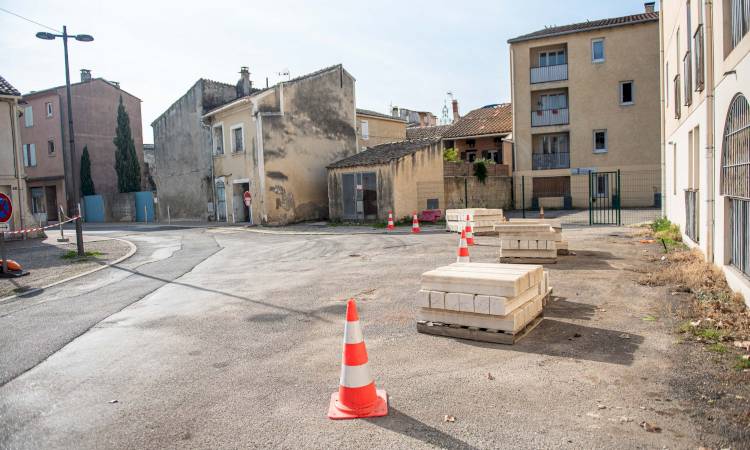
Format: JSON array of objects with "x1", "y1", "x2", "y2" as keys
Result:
[{"x1": 722, "y1": 94, "x2": 750, "y2": 277}]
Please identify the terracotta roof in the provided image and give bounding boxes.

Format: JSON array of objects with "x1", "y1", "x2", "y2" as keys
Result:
[
  {"x1": 406, "y1": 125, "x2": 451, "y2": 140},
  {"x1": 327, "y1": 138, "x2": 439, "y2": 169},
  {"x1": 357, "y1": 108, "x2": 405, "y2": 122},
  {"x1": 0, "y1": 75, "x2": 21, "y2": 97},
  {"x1": 508, "y1": 12, "x2": 659, "y2": 43},
  {"x1": 23, "y1": 77, "x2": 142, "y2": 101},
  {"x1": 443, "y1": 104, "x2": 512, "y2": 138}
]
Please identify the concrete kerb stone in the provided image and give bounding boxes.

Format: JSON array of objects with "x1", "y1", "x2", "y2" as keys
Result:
[
  {"x1": 0, "y1": 237, "x2": 138, "y2": 304},
  {"x1": 241, "y1": 226, "x2": 446, "y2": 236}
]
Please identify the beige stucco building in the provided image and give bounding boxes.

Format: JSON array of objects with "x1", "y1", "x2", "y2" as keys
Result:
[
  {"x1": 203, "y1": 65, "x2": 357, "y2": 226},
  {"x1": 662, "y1": 0, "x2": 750, "y2": 304},
  {"x1": 327, "y1": 138, "x2": 444, "y2": 222},
  {"x1": 0, "y1": 76, "x2": 33, "y2": 232},
  {"x1": 509, "y1": 5, "x2": 662, "y2": 211},
  {"x1": 356, "y1": 109, "x2": 406, "y2": 151}
]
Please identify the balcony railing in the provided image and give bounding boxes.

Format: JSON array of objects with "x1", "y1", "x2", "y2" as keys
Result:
[
  {"x1": 685, "y1": 189, "x2": 699, "y2": 243},
  {"x1": 531, "y1": 108, "x2": 569, "y2": 127},
  {"x1": 532, "y1": 151, "x2": 570, "y2": 170},
  {"x1": 530, "y1": 64, "x2": 568, "y2": 84}
]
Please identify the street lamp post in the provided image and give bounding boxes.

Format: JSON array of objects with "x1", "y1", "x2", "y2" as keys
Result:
[
  {"x1": 36, "y1": 26, "x2": 93, "y2": 217},
  {"x1": 37, "y1": 26, "x2": 93, "y2": 256}
]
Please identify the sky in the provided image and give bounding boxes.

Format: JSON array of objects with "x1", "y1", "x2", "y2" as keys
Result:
[{"x1": 1, "y1": 0, "x2": 655, "y2": 144}]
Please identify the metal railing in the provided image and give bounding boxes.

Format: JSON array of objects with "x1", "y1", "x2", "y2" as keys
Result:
[
  {"x1": 532, "y1": 151, "x2": 570, "y2": 170},
  {"x1": 531, "y1": 108, "x2": 569, "y2": 127},
  {"x1": 530, "y1": 64, "x2": 568, "y2": 84},
  {"x1": 685, "y1": 189, "x2": 699, "y2": 243},
  {"x1": 730, "y1": 198, "x2": 749, "y2": 277}
]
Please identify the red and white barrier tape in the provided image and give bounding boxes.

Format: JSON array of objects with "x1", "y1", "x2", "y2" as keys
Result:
[{"x1": 2, "y1": 215, "x2": 81, "y2": 236}]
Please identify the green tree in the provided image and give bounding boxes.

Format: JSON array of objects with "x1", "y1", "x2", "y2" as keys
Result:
[
  {"x1": 113, "y1": 96, "x2": 141, "y2": 192},
  {"x1": 474, "y1": 160, "x2": 488, "y2": 184},
  {"x1": 80, "y1": 146, "x2": 95, "y2": 196}
]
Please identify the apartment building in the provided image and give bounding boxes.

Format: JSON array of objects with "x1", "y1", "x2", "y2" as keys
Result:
[
  {"x1": 356, "y1": 109, "x2": 406, "y2": 151},
  {"x1": 509, "y1": 5, "x2": 661, "y2": 212},
  {"x1": 662, "y1": 0, "x2": 750, "y2": 304}
]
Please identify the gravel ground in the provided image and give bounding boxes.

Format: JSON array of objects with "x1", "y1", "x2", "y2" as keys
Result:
[
  {"x1": 0, "y1": 237, "x2": 133, "y2": 298},
  {"x1": 0, "y1": 226, "x2": 748, "y2": 449}
]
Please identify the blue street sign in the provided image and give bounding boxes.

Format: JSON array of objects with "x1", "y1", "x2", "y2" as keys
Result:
[{"x1": 0, "y1": 193, "x2": 12, "y2": 223}]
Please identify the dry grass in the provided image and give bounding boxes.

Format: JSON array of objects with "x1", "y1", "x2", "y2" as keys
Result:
[{"x1": 639, "y1": 248, "x2": 750, "y2": 342}]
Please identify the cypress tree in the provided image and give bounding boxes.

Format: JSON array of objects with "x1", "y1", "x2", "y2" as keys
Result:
[
  {"x1": 113, "y1": 96, "x2": 141, "y2": 192},
  {"x1": 80, "y1": 146, "x2": 95, "y2": 196}
]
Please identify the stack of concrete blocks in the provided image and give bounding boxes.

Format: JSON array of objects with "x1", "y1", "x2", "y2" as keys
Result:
[
  {"x1": 446, "y1": 208, "x2": 505, "y2": 235},
  {"x1": 507, "y1": 218, "x2": 569, "y2": 255},
  {"x1": 495, "y1": 223, "x2": 558, "y2": 263},
  {"x1": 416, "y1": 262, "x2": 551, "y2": 343}
]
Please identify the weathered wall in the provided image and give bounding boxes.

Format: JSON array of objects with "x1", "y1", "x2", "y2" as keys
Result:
[
  {"x1": 0, "y1": 98, "x2": 35, "y2": 231},
  {"x1": 444, "y1": 176, "x2": 513, "y2": 210},
  {"x1": 152, "y1": 79, "x2": 237, "y2": 220},
  {"x1": 392, "y1": 142, "x2": 445, "y2": 219},
  {"x1": 327, "y1": 164, "x2": 394, "y2": 222},
  {"x1": 356, "y1": 114, "x2": 406, "y2": 149},
  {"x1": 261, "y1": 66, "x2": 357, "y2": 225}
]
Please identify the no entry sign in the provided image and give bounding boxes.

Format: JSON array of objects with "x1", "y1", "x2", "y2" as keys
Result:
[
  {"x1": 0, "y1": 193, "x2": 12, "y2": 223},
  {"x1": 243, "y1": 191, "x2": 252, "y2": 207}
]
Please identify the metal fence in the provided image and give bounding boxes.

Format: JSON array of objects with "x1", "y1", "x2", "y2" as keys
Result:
[{"x1": 510, "y1": 168, "x2": 662, "y2": 226}]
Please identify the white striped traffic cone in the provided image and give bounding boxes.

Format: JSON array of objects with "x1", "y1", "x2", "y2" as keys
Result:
[
  {"x1": 328, "y1": 299, "x2": 388, "y2": 419},
  {"x1": 411, "y1": 212, "x2": 420, "y2": 233},
  {"x1": 457, "y1": 229, "x2": 470, "y2": 263},
  {"x1": 387, "y1": 211, "x2": 395, "y2": 230},
  {"x1": 464, "y1": 214, "x2": 474, "y2": 246}
]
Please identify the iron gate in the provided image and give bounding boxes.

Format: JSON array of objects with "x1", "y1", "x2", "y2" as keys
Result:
[{"x1": 588, "y1": 170, "x2": 621, "y2": 225}]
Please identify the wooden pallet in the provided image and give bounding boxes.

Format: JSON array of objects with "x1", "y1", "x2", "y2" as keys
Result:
[
  {"x1": 499, "y1": 257, "x2": 557, "y2": 264},
  {"x1": 417, "y1": 314, "x2": 544, "y2": 345}
]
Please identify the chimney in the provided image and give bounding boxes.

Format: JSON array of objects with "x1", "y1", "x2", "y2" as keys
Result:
[
  {"x1": 644, "y1": 2, "x2": 655, "y2": 13},
  {"x1": 452, "y1": 99, "x2": 460, "y2": 123},
  {"x1": 391, "y1": 106, "x2": 399, "y2": 118},
  {"x1": 236, "y1": 66, "x2": 253, "y2": 97},
  {"x1": 80, "y1": 69, "x2": 92, "y2": 83}
]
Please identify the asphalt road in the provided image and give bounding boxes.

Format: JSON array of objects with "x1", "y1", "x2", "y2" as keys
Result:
[{"x1": 0, "y1": 225, "x2": 743, "y2": 449}]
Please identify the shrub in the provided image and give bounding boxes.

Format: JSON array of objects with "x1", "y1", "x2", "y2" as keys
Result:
[
  {"x1": 473, "y1": 160, "x2": 488, "y2": 184},
  {"x1": 443, "y1": 148, "x2": 459, "y2": 162}
]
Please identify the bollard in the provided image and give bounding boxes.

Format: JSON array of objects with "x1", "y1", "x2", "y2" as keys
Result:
[
  {"x1": 1, "y1": 232, "x2": 7, "y2": 274},
  {"x1": 75, "y1": 216, "x2": 84, "y2": 257},
  {"x1": 144, "y1": 205, "x2": 148, "y2": 224},
  {"x1": 167, "y1": 205, "x2": 171, "y2": 225}
]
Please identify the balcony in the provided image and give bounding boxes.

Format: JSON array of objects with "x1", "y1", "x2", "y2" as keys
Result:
[
  {"x1": 531, "y1": 108, "x2": 569, "y2": 127},
  {"x1": 530, "y1": 64, "x2": 568, "y2": 84},
  {"x1": 532, "y1": 151, "x2": 570, "y2": 170}
]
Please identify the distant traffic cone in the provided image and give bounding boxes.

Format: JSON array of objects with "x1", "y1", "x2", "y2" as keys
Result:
[
  {"x1": 457, "y1": 229, "x2": 471, "y2": 263},
  {"x1": 539, "y1": 206, "x2": 545, "y2": 219},
  {"x1": 411, "y1": 212, "x2": 420, "y2": 233},
  {"x1": 464, "y1": 214, "x2": 474, "y2": 246},
  {"x1": 386, "y1": 211, "x2": 395, "y2": 230},
  {"x1": 328, "y1": 299, "x2": 388, "y2": 420}
]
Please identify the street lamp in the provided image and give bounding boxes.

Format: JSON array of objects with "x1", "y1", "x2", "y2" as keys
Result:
[{"x1": 36, "y1": 26, "x2": 94, "y2": 216}]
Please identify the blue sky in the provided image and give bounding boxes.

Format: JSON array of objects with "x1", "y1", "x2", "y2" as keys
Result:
[{"x1": 0, "y1": 0, "x2": 656, "y2": 143}]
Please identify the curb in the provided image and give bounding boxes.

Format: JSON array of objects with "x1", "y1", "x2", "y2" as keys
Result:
[
  {"x1": 0, "y1": 237, "x2": 138, "y2": 303},
  {"x1": 241, "y1": 227, "x2": 447, "y2": 236}
]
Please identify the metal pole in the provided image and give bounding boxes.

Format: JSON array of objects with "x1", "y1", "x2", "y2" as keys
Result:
[
  {"x1": 1, "y1": 232, "x2": 7, "y2": 274},
  {"x1": 464, "y1": 177, "x2": 468, "y2": 207},
  {"x1": 522, "y1": 175, "x2": 526, "y2": 218},
  {"x1": 167, "y1": 205, "x2": 171, "y2": 225},
  {"x1": 75, "y1": 215, "x2": 84, "y2": 256},
  {"x1": 144, "y1": 205, "x2": 148, "y2": 224},
  {"x1": 617, "y1": 169, "x2": 622, "y2": 226},
  {"x1": 62, "y1": 26, "x2": 80, "y2": 214}
]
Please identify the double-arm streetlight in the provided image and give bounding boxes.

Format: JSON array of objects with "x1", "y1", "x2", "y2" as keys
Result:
[{"x1": 36, "y1": 26, "x2": 93, "y2": 215}]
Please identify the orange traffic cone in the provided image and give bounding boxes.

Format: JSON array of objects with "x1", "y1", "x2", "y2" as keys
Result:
[
  {"x1": 386, "y1": 211, "x2": 395, "y2": 230},
  {"x1": 464, "y1": 214, "x2": 474, "y2": 246},
  {"x1": 457, "y1": 229, "x2": 471, "y2": 263},
  {"x1": 328, "y1": 299, "x2": 388, "y2": 420},
  {"x1": 411, "y1": 212, "x2": 420, "y2": 234}
]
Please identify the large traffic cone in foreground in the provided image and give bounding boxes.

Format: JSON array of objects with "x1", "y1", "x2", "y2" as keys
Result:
[
  {"x1": 411, "y1": 212, "x2": 420, "y2": 234},
  {"x1": 464, "y1": 214, "x2": 475, "y2": 246},
  {"x1": 457, "y1": 229, "x2": 471, "y2": 263},
  {"x1": 328, "y1": 299, "x2": 388, "y2": 419},
  {"x1": 386, "y1": 211, "x2": 395, "y2": 231}
]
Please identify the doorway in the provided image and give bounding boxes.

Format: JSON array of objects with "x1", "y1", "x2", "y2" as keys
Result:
[
  {"x1": 232, "y1": 181, "x2": 251, "y2": 223},
  {"x1": 45, "y1": 186, "x2": 59, "y2": 221},
  {"x1": 341, "y1": 172, "x2": 378, "y2": 221}
]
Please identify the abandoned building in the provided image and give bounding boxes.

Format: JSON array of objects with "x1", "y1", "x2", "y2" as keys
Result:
[
  {"x1": 327, "y1": 138, "x2": 443, "y2": 222},
  {"x1": 151, "y1": 68, "x2": 256, "y2": 221},
  {"x1": 202, "y1": 64, "x2": 357, "y2": 225}
]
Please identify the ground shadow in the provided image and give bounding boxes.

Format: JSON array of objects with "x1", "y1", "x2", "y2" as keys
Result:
[
  {"x1": 544, "y1": 296, "x2": 597, "y2": 321},
  {"x1": 367, "y1": 406, "x2": 479, "y2": 450},
  {"x1": 553, "y1": 250, "x2": 620, "y2": 271},
  {"x1": 459, "y1": 319, "x2": 643, "y2": 366}
]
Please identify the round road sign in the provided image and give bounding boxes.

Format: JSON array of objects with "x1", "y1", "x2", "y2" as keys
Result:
[
  {"x1": 0, "y1": 193, "x2": 12, "y2": 223},
  {"x1": 243, "y1": 191, "x2": 252, "y2": 207}
]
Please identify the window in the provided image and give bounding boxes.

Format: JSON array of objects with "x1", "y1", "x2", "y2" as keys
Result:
[
  {"x1": 674, "y1": 75, "x2": 682, "y2": 119},
  {"x1": 683, "y1": 51, "x2": 693, "y2": 105},
  {"x1": 620, "y1": 81, "x2": 634, "y2": 105},
  {"x1": 22, "y1": 144, "x2": 37, "y2": 167},
  {"x1": 215, "y1": 180, "x2": 227, "y2": 221},
  {"x1": 213, "y1": 125, "x2": 224, "y2": 155},
  {"x1": 594, "y1": 174, "x2": 609, "y2": 198},
  {"x1": 360, "y1": 120, "x2": 369, "y2": 140},
  {"x1": 45, "y1": 102, "x2": 53, "y2": 118},
  {"x1": 694, "y1": 25, "x2": 705, "y2": 91},
  {"x1": 426, "y1": 198, "x2": 439, "y2": 210},
  {"x1": 593, "y1": 130, "x2": 607, "y2": 153},
  {"x1": 466, "y1": 139, "x2": 476, "y2": 148},
  {"x1": 538, "y1": 93, "x2": 567, "y2": 110},
  {"x1": 591, "y1": 38, "x2": 605, "y2": 63},
  {"x1": 465, "y1": 151, "x2": 477, "y2": 162},
  {"x1": 730, "y1": 0, "x2": 750, "y2": 50},
  {"x1": 539, "y1": 50, "x2": 565, "y2": 67},
  {"x1": 231, "y1": 125, "x2": 244, "y2": 152},
  {"x1": 24, "y1": 106, "x2": 33, "y2": 127},
  {"x1": 47, "y1": 139, "x2": 55, "y2": 155},
  {"x1": 30, "y1": 188, "x2": 45, "y2": 214}
]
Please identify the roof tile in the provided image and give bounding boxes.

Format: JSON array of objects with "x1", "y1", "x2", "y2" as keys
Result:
[
  {"x1": 443, "y1": 104, "x2": 512, "y2": 138},
  {"x1": 508, "y1": 12, "x2": 659, "y2": 43},
  {"x1": 327, "y1": 138, "x2": 439, "y2": 169},
  {"x1": 0, "y1": 75, "x2": 21, "y2": 97}
]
